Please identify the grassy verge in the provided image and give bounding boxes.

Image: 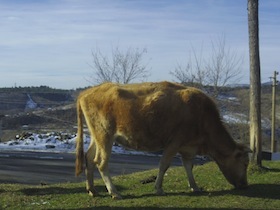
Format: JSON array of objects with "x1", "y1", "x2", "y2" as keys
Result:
[{"x1": 0, "y1": 161, "x2": 279, "y2": 209}]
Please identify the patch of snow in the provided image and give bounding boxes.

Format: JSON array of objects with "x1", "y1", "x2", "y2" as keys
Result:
[
  {"x1": 217, "y1": 94, "x2": 239, "y2": 102},
  {"x1": 223, "y1": 113, "x2": 248, "y2": 124},
  {"x1": 0, "y1": 132, "x2": 158, "y2": 156},
  {"x1": 25, "y1": 94, "x2": 37, "y2": 110}
]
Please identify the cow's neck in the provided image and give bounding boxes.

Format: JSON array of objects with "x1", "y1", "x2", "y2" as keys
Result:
[{"x1": 206, "y1": 122, "x2": 237, "y2": 163}]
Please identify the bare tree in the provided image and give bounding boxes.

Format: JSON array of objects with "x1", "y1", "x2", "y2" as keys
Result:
[
  {"x1": 170, "y1": 36, "x2": 243, "y2": 96},
  {"x1": 206, "y1": 36, "x2": 243, "y2": 95},
  {"x1": 89, "y1": 46, "x2": 150, "y2": 84},
  {"x1": 90, "y1": 48, "x2": 115, "y2": 83},
  {"x1": 248, "y1": 0, "x2": 262, "y2": 166},
  {"x1": 171, "y1": 45, "x2": 207, "y2": 89}
]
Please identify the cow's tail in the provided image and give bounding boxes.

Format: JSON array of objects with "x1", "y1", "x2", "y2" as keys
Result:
[{"x1": 75, "y1": 100, "x2": 84, "y2": 176}]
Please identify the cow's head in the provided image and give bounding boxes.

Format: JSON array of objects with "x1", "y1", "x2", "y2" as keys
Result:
[{"x1": 219, "y1": 144, "x2": 251, "y2": 189}]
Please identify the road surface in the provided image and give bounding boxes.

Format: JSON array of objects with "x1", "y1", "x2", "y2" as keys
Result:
[{"x1": 0, "y1": 151, "x2": 182, "y2": 185}]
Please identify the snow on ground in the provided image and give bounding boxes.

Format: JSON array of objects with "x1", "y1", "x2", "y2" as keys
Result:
[
  {"x1": 0, "y1": 132, "x2": 157, "y2": 156},
  {"x1": 222, "y1": 113, "x2": 249, "y2": 124}
]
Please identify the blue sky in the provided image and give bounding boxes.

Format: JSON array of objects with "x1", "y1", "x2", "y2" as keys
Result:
[{"x1": 0, "y1": 0, "x2": 279, "y2": 89}]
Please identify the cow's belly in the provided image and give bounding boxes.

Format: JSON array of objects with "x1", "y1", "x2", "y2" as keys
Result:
[{"x1": 114, "y1": 132, "x2": 164, "y2": 152}]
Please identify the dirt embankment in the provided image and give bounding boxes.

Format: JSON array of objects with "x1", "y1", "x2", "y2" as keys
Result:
[{"x1": 0, "y1": 88, "x2": 78, "y2": 141}]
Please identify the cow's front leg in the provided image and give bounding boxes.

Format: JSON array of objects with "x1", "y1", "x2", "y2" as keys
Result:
[
  {"x1": 181, "y1": 156, "x2": 201, "y2": 192},
  {"x1": 155, "y1": 146, "x2": 178, "y2": 195},
  {"x1": 155, "y1": 169, "x2": 166, "y2": 195}
]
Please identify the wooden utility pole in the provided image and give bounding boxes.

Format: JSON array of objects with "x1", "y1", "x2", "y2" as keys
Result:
[
  {"x1": 248, "y1": 0, "x2": 262, "y2": 166},
  {"x1": 271, "y1": 71, "x2": 278, "y2": 152}
]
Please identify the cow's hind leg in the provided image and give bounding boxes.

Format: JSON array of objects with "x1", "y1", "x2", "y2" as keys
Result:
[
  {"x1": 94, "y1": 135, "x2": 121, "y2": 199},
  {"x1": 85, "y1": 140, "x2": 97, "y2": 196},
  {"x1": 155, "y1": 145, "x2": 178, "y2": 195},
  {"x1": 180, "y1": 153, "x2": 201, "y2": 192}
]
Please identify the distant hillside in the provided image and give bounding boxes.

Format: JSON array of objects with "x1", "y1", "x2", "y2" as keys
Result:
[
  {"x1": 0, "y1": 86, "x2": 75, "y2": 114},
  {"x1": 0, "y1": 86, "x2": 78, "y2": 141}
]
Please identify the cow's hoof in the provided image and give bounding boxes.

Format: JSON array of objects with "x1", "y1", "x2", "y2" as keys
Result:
[
  {"x1": 87, "y1": 188, "x2": 98, "y2": 197},
  {"x1": 191, "y1": 187, "x2": 203, "y2": 192},
  {"x1": 155, "y1": 189, "x2": 166, "y2": 196},
  {"x1": 111, "y1": 193, "x2": 122, "y2": 200}
]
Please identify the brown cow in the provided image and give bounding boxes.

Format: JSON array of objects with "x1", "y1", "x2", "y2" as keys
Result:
[{"x1": 75, "y1": 81, "x2": 251, "y2": 199}]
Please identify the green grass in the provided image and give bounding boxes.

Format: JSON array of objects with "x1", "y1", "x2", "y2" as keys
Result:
[{"x1": 1, "y1": 161, "x2": 280, "y2": 209}]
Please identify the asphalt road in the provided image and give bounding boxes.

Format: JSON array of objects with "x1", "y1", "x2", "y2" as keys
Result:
[{"x1": 0, "y1": 151, "x2": 182, "y2": 185}]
